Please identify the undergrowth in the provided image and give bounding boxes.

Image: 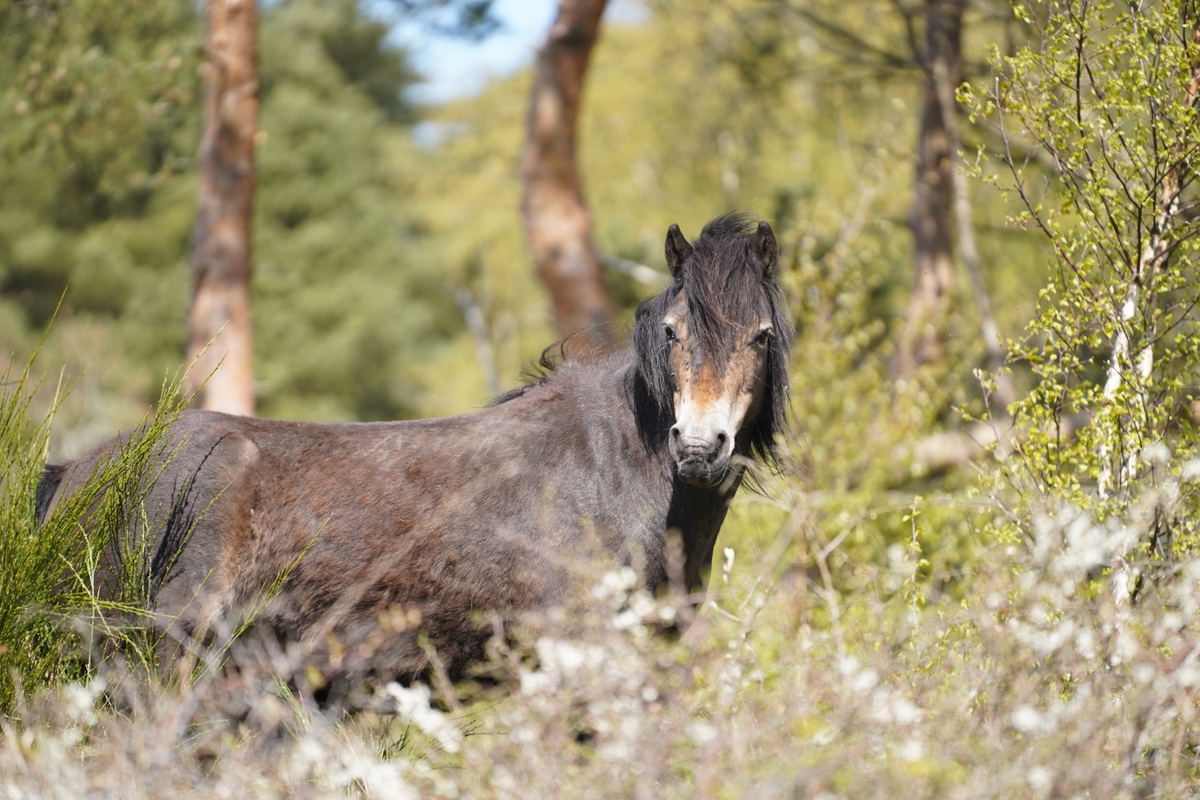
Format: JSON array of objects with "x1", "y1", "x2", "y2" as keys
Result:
[
  {"x1": 0, "y1": 348, "x2": 188, "y2": 715},
  {"x1": 3, "y1": 478, "x2": 1199, "y2": 797}
]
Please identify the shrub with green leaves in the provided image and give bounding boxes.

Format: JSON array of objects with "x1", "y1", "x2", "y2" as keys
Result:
[
  {"x1": 963, "y1": 0, "x2": 1200, "y2": 535},
  {"x1": 0, "y1": 351, "x2": 187, "y2": 716}
]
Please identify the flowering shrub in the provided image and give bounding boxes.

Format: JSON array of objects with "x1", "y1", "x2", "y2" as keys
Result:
[{"x1": 4, "y1": 481, "x2": 1200, "y2": 799}]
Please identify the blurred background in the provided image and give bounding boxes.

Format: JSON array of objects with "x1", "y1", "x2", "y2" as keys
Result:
[{"x1": 0, "y1": 0, "x2": 1045, "y2": 503}]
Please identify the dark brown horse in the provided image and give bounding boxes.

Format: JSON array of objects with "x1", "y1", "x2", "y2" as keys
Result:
[{"x1": 37, "y1": 213, "x2": 793, "y2": 678}]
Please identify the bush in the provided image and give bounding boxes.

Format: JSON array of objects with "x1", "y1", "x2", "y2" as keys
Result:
[{"x1": 0, "y1": 347, "x2": 187, "y2": 715}]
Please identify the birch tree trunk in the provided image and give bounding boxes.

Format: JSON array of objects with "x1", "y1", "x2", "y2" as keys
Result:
[
  {"x1": 1097, "y1": 25, "x2": 1200, "y2": 499},
  {"x1": 521, "y1": 0, "x2": 616, "y2": 355},
  {"x1": 891, "y1": 0, "x2": 963, "y2": 378},
  {"x1": 186, "y1": 0, "x2": 258, "y2": 416}
]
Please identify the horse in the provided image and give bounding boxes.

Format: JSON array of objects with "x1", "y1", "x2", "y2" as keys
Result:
[{"x1": 36, "y1": 212, "x2": 794, "y2": 679}]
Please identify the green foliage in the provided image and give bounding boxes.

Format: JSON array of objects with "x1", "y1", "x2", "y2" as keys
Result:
[
  {"x1": 252, "y1": 0, "x2": 457, "y2": 421},
  {"x1": 963, "y1": 0, "x2": 1200, "y2": 551},
  {"x1": 319, "y1": 2, "x2": 420, "y2": 123},
  {"x1": 0, "y1": 346, "x2": 188, "y2": 716},
  {"x1": 0, "y1": 0, "x2": 202, "y2": 329},
  {"x1": 0, "y1": 0, "x2": 460, "y2": 426},
  {"x1": 0, "y1": 0, "x2": 1050, "y2": 434}
]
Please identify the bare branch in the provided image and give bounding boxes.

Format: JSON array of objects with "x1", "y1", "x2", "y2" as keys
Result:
[
  {"x1": 601, "y1": 255, "x2": 670, "y2": 287},
  {"x1": 792, "y1": 6, "x2": 919, "y2": 72}
]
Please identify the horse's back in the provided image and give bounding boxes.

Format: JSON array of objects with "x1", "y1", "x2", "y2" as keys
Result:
[
  {"x1": 35, "y1": 373, "x2": 656, "y2": 675},
  {"x1": 145, "y1": 406, "x2": 585, "y2": 673}
]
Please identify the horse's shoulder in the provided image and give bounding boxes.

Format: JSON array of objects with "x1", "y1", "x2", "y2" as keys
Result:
[{"x1": 166, "y1": 410, "x2": 266, "y2": 470}]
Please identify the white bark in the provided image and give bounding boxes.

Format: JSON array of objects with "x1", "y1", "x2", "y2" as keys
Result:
[{"x1": 1096, "y1": 181, "x2": 1176, "y2": 498}]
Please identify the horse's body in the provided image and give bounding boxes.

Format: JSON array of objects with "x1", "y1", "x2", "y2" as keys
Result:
[{"x1": 37, "y1": 213, "x2": 793, "y2": 678}]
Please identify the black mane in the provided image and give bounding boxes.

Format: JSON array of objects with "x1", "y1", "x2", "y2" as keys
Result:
[{"x1": 488, "y1": 341, "x2": 566, "y2": 406}]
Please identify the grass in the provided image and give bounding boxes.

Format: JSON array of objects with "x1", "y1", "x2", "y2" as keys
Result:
[
  {"x1": 1, "y1": 468, "x2": 1198, "y2": 797},
  {"x1": 0, "y1": 347, "x2": 189, "y2": 715}
]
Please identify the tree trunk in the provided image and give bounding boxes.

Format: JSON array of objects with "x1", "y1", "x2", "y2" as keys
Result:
[
  {"x1": 186, "y1": 0, "x2": 258, "y2": 416},
  {"x1": 521, "y1": 0, "x2": 616, "y2": 355},
  {"x1": 1097, "y1": 25, "x2": 1200, "y2": 499},
  {"x1": 891, "y1": 0, "x2": 963, "y2": 377},
  {"x1": 931, "y1": 55, "x2": 1016, "y2": 412}
]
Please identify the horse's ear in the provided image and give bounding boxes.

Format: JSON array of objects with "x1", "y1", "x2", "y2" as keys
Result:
[
  {"x1": 751, "y1": 221, "x2": 778, "y2": 279},
  {"x1": 665, "y1": 224, "x2": 692, "y2": 285}
]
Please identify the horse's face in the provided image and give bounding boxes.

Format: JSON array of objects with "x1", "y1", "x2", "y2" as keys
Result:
[
  {"x1": 659, "y1": 219, "x2": 780, "y2": 487},
  {"x1": 663, "y1": 295, "x2": 773, "y2": 486}
]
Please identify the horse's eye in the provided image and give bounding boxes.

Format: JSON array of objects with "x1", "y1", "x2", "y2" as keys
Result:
[
  {"x1": 753, "y1": 328, "x2": 773, "y2": 347},
  {"x1": 664, "y1": 324, "x2": 677, "y2": 343}
]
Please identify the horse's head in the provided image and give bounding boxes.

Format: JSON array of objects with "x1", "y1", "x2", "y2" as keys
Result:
[{"x1": 634, "y1": 214, "x2": 794, "y2": 486}]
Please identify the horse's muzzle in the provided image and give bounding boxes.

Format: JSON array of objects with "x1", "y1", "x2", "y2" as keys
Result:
[
  {"x1": 670, "y1": 427, "x2": 732, "y2": 486},
  {"x1": 675, "y1": 458, "x2": 729, "y2": 487}
]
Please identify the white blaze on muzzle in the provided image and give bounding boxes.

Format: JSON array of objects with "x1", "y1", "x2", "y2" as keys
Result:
[{"x1": 670, "y1": 363, "x2": 758, "y2": 483}]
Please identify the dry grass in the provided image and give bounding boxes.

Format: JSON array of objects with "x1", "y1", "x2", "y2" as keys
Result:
[{"x1": 3, "y1": 480, "x2": 1199, "y2": 798}]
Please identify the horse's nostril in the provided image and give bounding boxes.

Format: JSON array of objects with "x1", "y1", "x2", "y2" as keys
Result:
[
  {"x1": 716, "y1": 431, "x2": 728, "y2": 447},
  {"x1": 670, "y1": 426, "x2": 681, "y2": 441}
]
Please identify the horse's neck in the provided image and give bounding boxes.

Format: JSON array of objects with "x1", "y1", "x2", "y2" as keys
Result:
[
  {"x1": 667, "y1": 476, "x2": 740, "y2": 591},
  {"x1": 616, "y1": 364, "x2": 740, "y2": 592}
]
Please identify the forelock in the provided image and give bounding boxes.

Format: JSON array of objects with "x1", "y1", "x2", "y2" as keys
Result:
[{"x1": 682, "y1": 213, "x2": 771, "y2": 370}]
